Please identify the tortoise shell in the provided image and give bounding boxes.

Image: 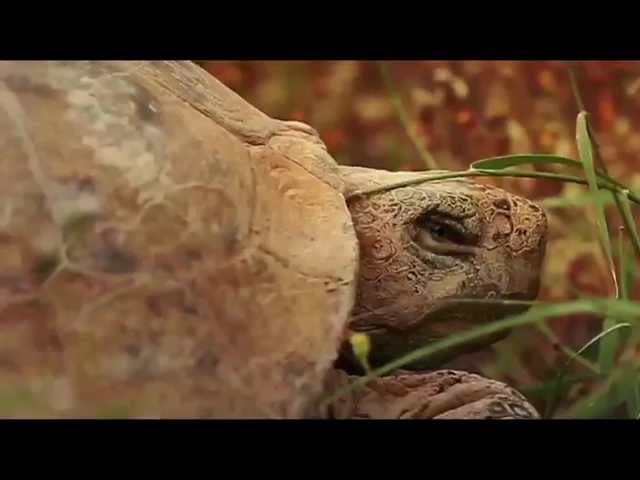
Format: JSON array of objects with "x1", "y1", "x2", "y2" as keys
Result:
[{"x1": 0, "y1": 61, "x2": 357, "y2": 418}]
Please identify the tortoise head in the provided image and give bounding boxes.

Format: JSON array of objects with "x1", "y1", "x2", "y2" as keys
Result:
[{"x1": 338, "y1": 167, "x2": 548, "y2": 371}]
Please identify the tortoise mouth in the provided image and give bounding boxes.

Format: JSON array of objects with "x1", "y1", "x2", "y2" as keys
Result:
[{"x1": 339, "y1": 294, "x2": 535, "y2": 375}]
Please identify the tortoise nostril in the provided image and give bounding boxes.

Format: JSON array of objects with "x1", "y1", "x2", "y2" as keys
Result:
[{"x1": 493, "y1": 198, "x2": 511, "y2": 211}]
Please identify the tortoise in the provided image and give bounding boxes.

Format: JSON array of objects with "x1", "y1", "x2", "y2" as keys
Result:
[{"x1": 0, "y1": 61, "x2": 547, "y2": 419}]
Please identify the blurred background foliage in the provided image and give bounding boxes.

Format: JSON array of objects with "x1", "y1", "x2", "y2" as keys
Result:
[{"x1": 198, "y1": 61, "x2": 640, "y2": 417}]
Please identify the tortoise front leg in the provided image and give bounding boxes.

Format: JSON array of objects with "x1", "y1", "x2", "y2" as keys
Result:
[{"x1": 326, "y1": 369, "x2": 539, "y2": 419}]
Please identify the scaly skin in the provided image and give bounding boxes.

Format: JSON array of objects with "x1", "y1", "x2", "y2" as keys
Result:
[
  {"x1": 327, "y1": 166, "x2": 547, "y2": 419},
  {"x1": 327, "y1": 369, "x2": 540, "y2": 419}
]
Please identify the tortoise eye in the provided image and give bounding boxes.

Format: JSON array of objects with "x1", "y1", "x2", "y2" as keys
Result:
[
  {"x1": 414, "y1": 215, "x2": 476, "y2": 256},
  {"x1": 427, "y1": 222, "x2": 449, "y2": 239},
  {"x1": 420, "y1": 218, "x2": 467, "y2": 245}
]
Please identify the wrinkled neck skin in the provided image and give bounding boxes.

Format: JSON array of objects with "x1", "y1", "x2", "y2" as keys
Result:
[{"x1": 337, "y1": 166, "x2": 548, "y2": 373}]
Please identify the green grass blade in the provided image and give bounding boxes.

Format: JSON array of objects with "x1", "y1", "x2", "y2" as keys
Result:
[
  {"x1": 348, "y1": 168, "x2": 640, "y2": 207},
  {"x1": 597, "y1": 367, "x2": 639, "y2": 419},
  {"x1": 522, "y1": 373, "x2": 598, "y2": 401},
  {"x1": 470, "y1": 154, "x2": 626, "y2": 190},
  {"x1": 576, "y1": 111, "x2": 619, "y2": 373},
  {"x1": 377, "y1": 61, "x2": 438, "y2": 170},
  {"x1": 562, "y1": 366, "x2": 633, "y2": 418},
  {"x1": 634, "y1": 380, "x2": 640, "y2": 418},
  {"x1": 321, "y1": 298, "x2": 640, "y2": 407},
  {"x1": 544, "y1": 322, "x2": 631, "y2": 418},
  {"x1": 618, "y1": 229, "x2": 636, "y2": 304},
  {"x1": 617, "y1": 229, "x2": 640, "y2": 418},
  {"x1": 471, "y1": 154, "x2": 584, "y2": 171},
  {"x1": 623, "y1": 374, "x2": 640, "y2": 419},
  {"x1": 615, "y1": 190, "x2": 640, "y2": 258},
  {"x1": 537, "y1": 323, "x2": 599, "y2": 374},
  {"x1": 617, "y1": 231, "x2": 635, "y2": 350},
  {"x1": 576, "y1": 111, "x2": 615, "y2": 272}
]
